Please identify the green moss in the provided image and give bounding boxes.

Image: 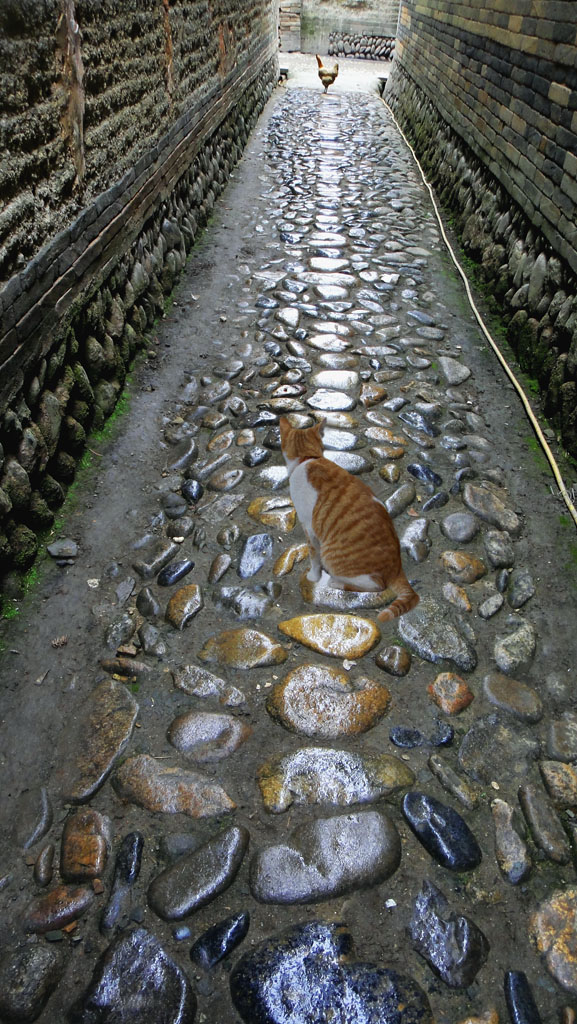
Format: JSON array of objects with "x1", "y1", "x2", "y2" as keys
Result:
[{"x1": 1, "y1": 599, "x2": 20, "y2": 620}]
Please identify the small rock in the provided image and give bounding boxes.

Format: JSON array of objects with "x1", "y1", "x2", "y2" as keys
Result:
[
  {"x1": 531, "y1": 888, "x2": 577, "y2": 995},
  {"x1": 250, "y1": 810, "x2": 401, "y2": 904},
  {"x1": 172, "y1": 663, "x2": 245, "y2": 706},
  {"x1": 483, "y1": 672, "x2": 543, "y2": 722},
  {"x1": 410, "y1": 880, "x2": 489, "y2": 987},
  {"x1": 0, "y1": 945, "x2": 65, "y2": 1022},
  {"x1": 266, "y1": 664, "x2": 391, "y2": 738},
  {"x1": 23, "y1": 884, "x2": 94, "y2": 933},
  {"x1": 148, "y1": 825, "x2": 249, "y2": 920},
  {"x1": 399, "y1": 597, "x2": 477, "y2": 672},
  {"x1": 69, "y1": 927, "x2": 196, "y2": 1022},
  {"x1": 540, "y1": 760, "x2": 577, "y2": 808},
  {"x1": 190, "y1": 910, "x2": 250, "y2": 969},
  {"x1": 60, "y1": 808, "x2": 110, "y2": 881},
  {"x1": 157, "y1": 558, "x2": 194, "y2": 586},
  {"x1": 518, "y1": 781, "x2": 572, "y2": 863},
  {"x1": 64, "y1": 679, "x2": 138, "y2": 803},
  {"x1": 230, "y1": 920, "x2": 433, "y2": 1024},
  {"x1": 507, "y1": 568, "x2": 535, "y2": 608},
  {"x1": 167, "y1": 711, "x2": 251, "y2": 761},
  {"x1": 504, "y1": 970, "x2": 543, "y2": 1024},
  {"x1": 165, "y1": 584, "x2": 204, "y2": 629},
  {"x1": 428, "y1": 753, "x2": 479, "y2": 810},
  {"x1": 483, "y1": 529, "x2": 515, "y2": 568},
  {"x1": 441, "y1": 550, "x2": 486, "y2": 584},
  {"x1": 375, "y1": 645, "x2": 412, "y2": 676},
  {"x1": 547, "y1": 712, "x2": 577, "y2": 762},
  {"x1": 199, "y1": 628, "x2": 287, "y2": 669},
  {"x1": 428, "y1": 672, "x2": 474, "y2": 714},
  {"x1": 113, "y1": 754, "x2": 235, "y2": 818},
  {"x1": 402, "y1": 791, "x2": 482, "y2": 871},
  {"x1": 494, "y1": 617, "x2": 536, "y2": 674},
  {"x1": 278, "y1": 613, "x2": 380, "y2": 659},
  {"x1": 238, "y1": 533, "x2": 273, "y2": 577},
  {"x1": 101, "y1": 831, "x2": 144, "y2": 933},
  {"x1": 458, "y1": 713, "x2": 540, "y2": 784},
  {"x1": 492, "y1": 798, "x2": 532, "y2": 884},
  {"x1": 257, "y1": 747, "x2": 414, "y2": 812}
]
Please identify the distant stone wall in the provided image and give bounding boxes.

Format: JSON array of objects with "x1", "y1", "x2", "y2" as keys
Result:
[
  {"x1": 0, "y1": 0, "x2": 277, "y2": 578},
  {"x1": 301, "y1": 0, "x2": 399, "y2": 55},
  {"x1": 385, "y1": 1, "x2": 577, "y2": 457}
]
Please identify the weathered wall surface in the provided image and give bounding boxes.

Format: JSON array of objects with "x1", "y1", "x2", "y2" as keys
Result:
[
  {"x1": 0, "y1": 0, "x2": 277, "y2": 577},
  {"x1": 300, "y1": 0, "x2": 399, "y2": 55},
  {"x1": 386, "y1": 0, "x2": 577, "y2": 456}
]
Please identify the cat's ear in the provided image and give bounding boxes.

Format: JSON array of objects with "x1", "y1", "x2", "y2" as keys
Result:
[
  {"x1": 313, "y1": 419, "x2": 324, "y2": 438},
  {"x1": 279, "y1": 416, "x2": 289, "y2": 434}
]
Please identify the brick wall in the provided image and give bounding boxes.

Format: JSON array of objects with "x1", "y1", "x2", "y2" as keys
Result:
[{"x1": 387, "y1": 0, "x2": 577, "y2": 276}]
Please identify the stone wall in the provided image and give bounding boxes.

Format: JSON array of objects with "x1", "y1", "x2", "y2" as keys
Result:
[
  {"x1": 328, "y1": 31, "x2": 395, "y2": 61},
  {"x1": 385, "y1": 0, "x2": 577, "y2": 457},
  {"x1": 301, "y1": 0, "x2": 399, "y2": 55},
  {"x1": 0, "y1": 0, "x2": 278, "y2": 578}
]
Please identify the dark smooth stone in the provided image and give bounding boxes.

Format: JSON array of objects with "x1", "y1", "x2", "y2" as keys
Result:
[
  {"x1": 407, "y1": 463, "x2": 442, "y2": 491},
  {"x1": 256, "y1": 296, "x2": 279, "y2": 309},
  {"x1": 148, "y1": 826, "x2": 249, "y2": 921},
  {"x1": 238, "y1": 534, "x2": 273, "y2": 579},
  {"x1": 399, "y1": 410, "x2": 440, "y2": 437},
  {"x1": 136, "y1": 587, "x2": 161, "y2": 619},
  {"x1": 190, "y1": 910, "x2": 250, "y2": 969},
  {"x1": 264, "y1": 340, "x2": 282, "y2": 357},
  {"x1": 68, "y1": 927, "x2": 196, "y2": 1023},
  {"x1": 241, "y1": 410, "x2": 278, "y2": 428},
  {"x1": 390, "y1": 726, "x2": 424, "y2": 749},
  {"x1": 101, "y1": 832, "x2": 144, "y2": 933},
  {"x1": 263, "y1": 427, "x2": 282, "y2": 449},
  {"x1": 410, "y1": 880, "x2": 489, "y2": 988},
  {"x1": 422, "y1": 491, "x2": 449, "y2": 511},
  {"x1": 181, "y1": 478, "x2": 204, "y2": 503},
  {"x1": 0, "y1": 945, "x2": 64, "y2": 1022},
  {"x1": 244, "y1": 447, "x2": 271, "y2": 467},
  {"x1": 504, "y1": 970, "x2": 543, "y2": 1023},
  {"x1": 407, "y1": 309, "x2": 435, "y2": 326},
  {"x1": 157, "y1": 559, "x2": 195, "y2": 587},
  {"x1": 17, "y1": 786, "x2": 53, "y2": 850},
  {"x1": 230, "y1": 920, "x2": 433, "y2": 1024},
  {"x1": 429, "y1": 720, "x2": 454, "y2": 747},
  {"x1": 402, "y1": 791, "x2": 482, "y2": 871}
]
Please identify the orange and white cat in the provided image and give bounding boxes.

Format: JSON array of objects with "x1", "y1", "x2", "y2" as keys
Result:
[{"x1": 279, "y1": 417, "x2": 419, "y2": 621}]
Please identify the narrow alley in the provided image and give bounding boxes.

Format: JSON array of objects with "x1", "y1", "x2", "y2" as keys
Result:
[{"x1": 1, "y1": 64, "x2": 576, "y2": 1024}]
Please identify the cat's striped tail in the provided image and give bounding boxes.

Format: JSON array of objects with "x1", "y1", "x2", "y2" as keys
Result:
[{"x1": 377, "y1": 576, "x2": 419, "y2": 622}]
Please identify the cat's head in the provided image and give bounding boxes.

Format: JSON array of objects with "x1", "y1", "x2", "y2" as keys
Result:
[{"x1": 279, "y1": 417, "x2": 324, "y2": 464}]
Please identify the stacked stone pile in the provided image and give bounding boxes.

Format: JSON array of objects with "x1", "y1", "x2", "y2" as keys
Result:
[{"x1": 328, "y1": 32, "x2": 395, "y2": 60}]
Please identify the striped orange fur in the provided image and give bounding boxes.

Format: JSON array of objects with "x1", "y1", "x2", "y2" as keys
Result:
[{"x1": 279, "y1": 417, "x2": 419, "y2": 621}]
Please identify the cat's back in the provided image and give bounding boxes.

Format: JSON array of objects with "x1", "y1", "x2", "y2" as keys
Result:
[{"x1": 306, "y1": 457, "x2": 394, "y2": 533}]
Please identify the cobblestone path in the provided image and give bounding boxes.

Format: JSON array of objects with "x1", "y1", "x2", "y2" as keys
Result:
[{"x1": 1, "y1": 77, "x2": 577, "y2": 1024}]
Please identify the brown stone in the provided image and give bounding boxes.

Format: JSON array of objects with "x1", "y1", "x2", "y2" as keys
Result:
[
  {"x1": 483, "y1": 672, "x2": 543, "y2": 723},
  {"x1": 23, "y1": 884, "x2": 94, "y2": 933},
  {"x1": 199, "y1": 628, "x2": 287, "y2": 669},
  {"x1": 359, "y1": 382, "x2": 387, "y2": 407},
  {"x1": 60, "y1": 809, "x2": 110, "y2": 881},
  {"x1": 428, "y1": 672, "x2": 474, "y2": 714},
  {"x1": 248, "y1": 495, "x2": 296, "y2": 531},
  {"x1": 442, "y1": 581, "x2": 472, "y2": 612},
  {"x1": 375, "y1": 645, "x2": 412, "y2": 676},
  {"x1": 531, "y1": 887, "x2": 577, "y2": 994},
  {"x1": 113, "y1": 754, "x2": 235, "y2": 817},
  {"x1": 64, "y1": 679, "x2": 138, "y2": 804},
  {"x1": 491, "y1": 798, "x2": 531, "y2": 885},
  {"x1": 540, "y1": 760, "x2": 577, "y2": 808},
  {"x1": 165, "y1": 584, "x2": 204, "y2": 629},
  {"x1": 441, "y1": 550, "x2": 486, "y2": 585}
]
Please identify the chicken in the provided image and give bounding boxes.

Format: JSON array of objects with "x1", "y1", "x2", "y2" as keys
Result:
[{"x1": 316, "y1": 54, "x2": 339, "y2": 93}]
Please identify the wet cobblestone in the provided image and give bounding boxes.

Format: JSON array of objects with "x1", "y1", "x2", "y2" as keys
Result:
[{"x1": 1, "y1": 72, "x2": 576, "y2": 1024}]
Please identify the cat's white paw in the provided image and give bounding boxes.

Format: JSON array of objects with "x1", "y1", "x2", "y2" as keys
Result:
[{"x1": 307, "y1": 567, "x2": 322, "y2": 583}]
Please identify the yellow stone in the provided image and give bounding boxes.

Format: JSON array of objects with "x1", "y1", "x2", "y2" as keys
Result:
[
  {"x1": 165, "y1": 585, "x2": 204, "y2": 629},
  {"x1": 278, "y1": 614, "x2": 380, "y2": 658},
  {"x1": 531, "y1": 887, "x2": 577, "y2": 994},
  {"x1": 365, "y1": 426, "x2": 405, "y2": 445},
  {"x1": 273, "y1": 543, "x2": 309, "y2": 577},
  {"x1": 199, "y1": 628, "x2": 287, "y2": 669},
  {"x1": 207, "y1": 429, "x2": 234, "y2": 451},
  {"x1": 248, "y1": 495, "x2": 296, "y2": 531},
  {"x1": 375, "y1": 446, "x2": 406, "y2": 462},
  {"x1": 266, "y1": 664, "x2": 392, "y2": 738}
]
